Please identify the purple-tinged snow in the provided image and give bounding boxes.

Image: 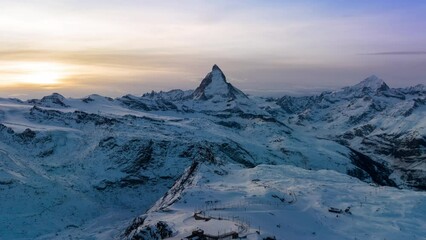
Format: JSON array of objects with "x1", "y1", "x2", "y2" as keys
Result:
[{"x1": 126, "y1": 163, "x2": 426, "y2": 240}]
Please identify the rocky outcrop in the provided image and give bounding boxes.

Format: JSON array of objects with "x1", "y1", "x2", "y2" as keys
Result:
[{"x1": 191, "y1": 64, "x2": 248, "y2": 101}]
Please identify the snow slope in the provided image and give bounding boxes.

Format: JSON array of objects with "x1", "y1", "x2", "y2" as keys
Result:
[{"x1": 124, "y1": 163, "x2": 426, "y2": 240}]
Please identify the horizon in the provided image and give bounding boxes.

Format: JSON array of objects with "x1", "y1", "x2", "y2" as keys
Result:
[
  {"x1": 1, "y1": 0, "x2": 425, "y2": 99},
  {"x1": 0, "y1": 66, "x2": 423, "y2": 101}
]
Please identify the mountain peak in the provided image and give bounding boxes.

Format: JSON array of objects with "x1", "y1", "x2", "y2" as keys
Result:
[
  {"x1": 46, "y1": 93, "x2": 65, "y2": 100},
  {"x1": 349, "y1": 75, "x2": 390, "y2": 93},
  {"x1": 362, "y1": 75, "x2": 383, "y2": 84},
  {"x1": 212, "y1": 64, "x2": 222, "y2": 72},
  {"x1": 192, "y1": 65, "x2": 247, "y2": 100},
  {"x1": 26, "y1": 92, "x2": 69, "y2": 108},
  {"x1": 365, "y1": 74, "x2": 380, "y2": 81}
]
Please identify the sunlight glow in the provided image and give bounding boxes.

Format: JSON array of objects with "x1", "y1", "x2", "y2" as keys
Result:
[
  {"x1": 19, "y1": 71, "x2": 62, "y2": 85},
  {"x1": 1, "y1": 62, "x2": 67, "y2": 86}
]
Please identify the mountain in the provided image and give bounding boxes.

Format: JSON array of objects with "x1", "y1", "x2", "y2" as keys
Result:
[
  {"x1": 192, "y1": 64, "x2": 248, "y2": 101},
  {"x1": 27, "y1": 93, "x2": 70, "y2": 108},
  {"x1": 271, "y1": 76, "x2": 426, "y2": 189},
  {"x1": 0, "y1": 66, "x2": 424, "y2": 239},
  {"x1": 116, "y1": 65, "x2": 259, "y2": 115},
  {"x1": 344, "y1": 75, "x2": 390, "y2": 93}
]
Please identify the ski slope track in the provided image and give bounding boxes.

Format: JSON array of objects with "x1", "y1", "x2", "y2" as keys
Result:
[{"x1": 0, "y1": 65, "x2": 424, "y2": 239}]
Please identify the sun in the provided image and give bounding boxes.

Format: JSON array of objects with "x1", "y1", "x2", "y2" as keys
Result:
[
  {"x1": 20, "y1": 71, "x2": 62, "y2": 85},
  {"x1": 10, "y1": 62, "x2": 67, "y2": 85}
]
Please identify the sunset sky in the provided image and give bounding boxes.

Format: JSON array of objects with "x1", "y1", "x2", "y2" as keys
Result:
[{"x1": 1, "y1": 0, "x2": 425, "y2": 99}]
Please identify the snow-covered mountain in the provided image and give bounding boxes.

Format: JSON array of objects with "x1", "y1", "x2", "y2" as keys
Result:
[
  {"x1": 0, "y1": 65, "x2": 424, "y2": 239},
  {"x1": 344, "y1": 75, "x2": 390, "y2": 93},
  {"x1": 192, "y1": 64, "x2": 248, "y2": 101},
  {"x1": 269, "y1": 76, "x2": 425, "y2": 190}
]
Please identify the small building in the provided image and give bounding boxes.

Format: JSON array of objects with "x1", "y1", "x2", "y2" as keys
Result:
[{"x1": 328, "y1": 207, "x2": 343, "y2": 214}]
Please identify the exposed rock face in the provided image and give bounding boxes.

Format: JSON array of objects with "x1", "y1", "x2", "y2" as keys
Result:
[
  {"x1": 118, "y1": 94, "x2": 179, "y2": 111},
  {"x1": 124, "y1": 220, "x2": 173, "y2": 240},
  {"x1": 348, "y1": 148, "x2": 397, "y2": 187},
  {"x1": 192, "y1": 64, "x2": 248, "y2": 100},
  {"x1": 27, "y1": 93, "x2": 70, "y2": 108},
  {"x1": 346, "y1": 75, "x2": 390, "y2": 93},
  {"x1": 272, "y1": 75, "x2": 425, "y2": 190}
]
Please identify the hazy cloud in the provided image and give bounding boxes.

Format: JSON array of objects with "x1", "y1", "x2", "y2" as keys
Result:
[{"x1": 362, "y1": 51, "x2": 426, "y2": 55}]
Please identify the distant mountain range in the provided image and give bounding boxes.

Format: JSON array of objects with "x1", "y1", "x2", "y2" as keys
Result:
[{"x1": 0, "y1": 65, "x2": 424, "y2": 239}]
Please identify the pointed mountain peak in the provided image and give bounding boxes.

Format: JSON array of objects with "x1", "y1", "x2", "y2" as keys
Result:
[
  {"x1": 349, "y1": 75, "x2": 389, "y2": 92},
  {"x1": 209, "y1": 64, "x2": 227, "y2": 84},
  {"x1": 212, "y1": 64, "x2": 222, "y2": 72},
  {"x1": 191, "y1": 65, "x2": 247, "y2": 100}
]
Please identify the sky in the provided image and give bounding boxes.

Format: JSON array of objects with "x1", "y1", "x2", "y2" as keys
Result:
[{"x1": 0, "y1": 0, "x2": 425, "y2": 99}]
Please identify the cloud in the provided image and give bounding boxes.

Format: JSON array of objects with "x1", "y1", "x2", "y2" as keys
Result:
[
  {"x1": 0, "y1": 49, "x2": 191, "y2": 70},
  {"x1": 362, "y1": 51, "x2": 426, "y2": 55}
]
